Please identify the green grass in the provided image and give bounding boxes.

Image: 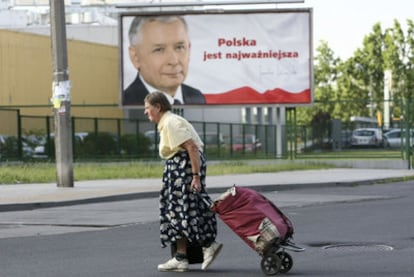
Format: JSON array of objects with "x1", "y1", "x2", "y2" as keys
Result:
[
  {"x1": 0, "y1": 161, "x2": 334, "y2": 185},
  {"x1": 297, "y1": 149, "x2": 403, "y2": 159}
]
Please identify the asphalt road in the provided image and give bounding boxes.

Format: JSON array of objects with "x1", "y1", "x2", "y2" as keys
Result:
[{"x1": 0, "y1": 181, "x2": 413, "y2": 276}]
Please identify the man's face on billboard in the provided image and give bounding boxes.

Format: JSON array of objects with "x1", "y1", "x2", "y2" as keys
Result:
[{"x1": 129, "y1": 19, "x2": 191, "y2": 96}]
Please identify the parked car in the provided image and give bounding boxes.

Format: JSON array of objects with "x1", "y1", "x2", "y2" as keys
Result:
[
  {"x1": 0, "y1": 135, "x2": 7, "y2": 159},
  {"x1": 0, "y1": 135, "x2": 7, "y2": 145},
  {"x1": 383, "y1": 129, "x2": 414, "y2": 148},
  {"x1": 145, "y1": 130, "x2": 160, "y2": 151},
  {"x1": 351, "y1": 128, "x2": 383, "y2": 147},
  {"x1": 232, "y1": 134, "x2": 262, "y2": 152},
  {"x1": 33, "y1": 132, "x2": 89, "y2": 158},
  {"x1": 0, "y1": 134, "x2": 35, "y2": 159},
  {"x1": 199, "y1": 132, "x2": 225, "y2": 149}
]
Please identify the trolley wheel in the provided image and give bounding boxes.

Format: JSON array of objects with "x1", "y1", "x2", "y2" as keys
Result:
[
  {"x1": 261, "y1": 253, "x2": 281, "y2": 276},
  {"x1": 277, "y1": 252, "x2": 293, "y2": 273}
]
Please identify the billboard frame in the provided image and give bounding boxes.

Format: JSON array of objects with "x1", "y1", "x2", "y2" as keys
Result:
[{"x1": 116, "y1": 1, "x2": 305, "y2": 9}]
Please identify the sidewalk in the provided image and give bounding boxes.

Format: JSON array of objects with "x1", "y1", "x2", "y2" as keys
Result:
[{"x1": 1, "y1": 168, "x2": 414, "y2": 211}]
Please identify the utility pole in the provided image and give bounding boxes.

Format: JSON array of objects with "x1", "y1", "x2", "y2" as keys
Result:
[{"x1": 50, "y1": 0, "x2": 73, "y2": 187}]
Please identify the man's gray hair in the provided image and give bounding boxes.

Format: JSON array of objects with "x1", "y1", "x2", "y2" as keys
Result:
[{"x1": 128, "y1": 16, "x2": 188, "y2": 46}]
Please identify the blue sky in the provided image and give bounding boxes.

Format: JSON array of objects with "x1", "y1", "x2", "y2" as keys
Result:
[{"x1": 283, "y1": 0, "x2": 414, "y2": 60}]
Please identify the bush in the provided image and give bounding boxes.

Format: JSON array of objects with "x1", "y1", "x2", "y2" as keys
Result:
[
  {"x1": 0, "y1": 135, "x2": 36, "y2": 160},
  {"x1": 80, "y1": 132, "x2": 119, "y2": 157},
  {"x1": 0, "y1": 136, "x2": 18, "y2": 159},
  {"x1": 119, "y1": 133, "x2": 152, "y2": 157}
]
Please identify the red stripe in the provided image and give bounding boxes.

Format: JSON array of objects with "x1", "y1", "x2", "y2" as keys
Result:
[{"x1": 204, "y1": 86, "x2": 311, "y2": 104}]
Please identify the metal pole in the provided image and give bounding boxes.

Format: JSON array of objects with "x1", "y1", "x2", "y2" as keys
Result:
[
  {"x1": 50, "y1": 0, "x2": 73, "y2": 187},
  {"x1": 275, "y1": 106, "x2": 285, "y2": 158},
  {"x1": 383, "y1": 70, "x2": 392, "y2": 129},
  {"x1": 405, "y1": 99, "x2": 410, "y2": 169},
  {"x1": 369, "y1": 74, "x2": 374, "y2": 118}
]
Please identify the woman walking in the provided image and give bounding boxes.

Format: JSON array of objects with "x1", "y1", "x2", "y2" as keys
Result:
[{"x1": 144, "y1": 91, "x2": 222, "y2": 272}]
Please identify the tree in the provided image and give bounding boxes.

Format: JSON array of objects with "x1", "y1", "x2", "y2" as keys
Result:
[
  {"x1": 381, "y1": 20, "x2": 407, "y2": 120},
  {"x1": 298, "y1": 19, "x2": 414, "y2": 129},
  {"x1": 297, "y1": 41, "x2": 340, "y2": 125},
  {"x1": 310, "y1": 110, "x2": 331, "y2": 149}
]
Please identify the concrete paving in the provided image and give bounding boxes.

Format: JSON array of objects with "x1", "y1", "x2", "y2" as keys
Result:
[{"x1": 1, "y1": 168, "x2": 414, "y2": 211}]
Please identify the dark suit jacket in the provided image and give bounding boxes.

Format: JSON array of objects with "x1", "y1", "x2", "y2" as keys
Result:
[{"x1": 123, "y1": 74, "x2": 206, "y2": 105}]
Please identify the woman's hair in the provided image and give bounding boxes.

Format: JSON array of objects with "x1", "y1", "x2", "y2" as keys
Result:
[{"x1": 144, "y1": 91, "x2": 172, "y2": 112}]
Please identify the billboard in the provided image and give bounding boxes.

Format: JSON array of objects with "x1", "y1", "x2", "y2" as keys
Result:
[{"x1": 120, "y1": 9, "x2": 313, "y2": 106}]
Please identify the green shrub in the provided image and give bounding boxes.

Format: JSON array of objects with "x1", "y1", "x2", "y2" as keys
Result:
[
  {"x1": 120, "y1": 133, "x2": 151, "y2": 157},
  {"x1": 0, "y1": 136, "x2": 18, "y2": 159},
  {"x1": 81, "y1": 132, "x2": 119, "y2": 157}
]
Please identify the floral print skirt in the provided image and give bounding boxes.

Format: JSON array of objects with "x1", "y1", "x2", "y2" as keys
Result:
[{"x1": 159, "y1": 151, "x2": 217, "y2": 248}]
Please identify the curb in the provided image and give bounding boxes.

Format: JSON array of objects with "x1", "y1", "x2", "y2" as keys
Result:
[{"x1": 0, "y1": 177, "x2": 404, "y2": 212}]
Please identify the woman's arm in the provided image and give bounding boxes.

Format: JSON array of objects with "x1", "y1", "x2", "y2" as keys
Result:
[{"x1": 181, "y1": 138, "x2": 202, "y2": 192}]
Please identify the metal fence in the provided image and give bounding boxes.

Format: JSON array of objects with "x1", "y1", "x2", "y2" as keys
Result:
[
  {"x1": 2, "y1": 102, "x2": 414, "y2": 164},
  {"x1": 0, "y1": 109, "x2": 282, "y2": 161}
]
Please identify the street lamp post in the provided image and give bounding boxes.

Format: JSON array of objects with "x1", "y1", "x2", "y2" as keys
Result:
[
  {"x1": 50, "y1": 0, "x2": 74, "y2": 188},
  {"x1": 356, "y1": 63, "x2": 375, "y2": 118},
  {"x1": 368, "y1": 74, "x2": 374, "y2": 118}
]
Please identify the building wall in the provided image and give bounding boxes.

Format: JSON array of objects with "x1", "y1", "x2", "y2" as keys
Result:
[
  {"x1": 0, "y1": 29, "x2": 122, "y2": 119},
  {"x1": 0, "y1": 28, "x2": 247, "y2": 124},
  {"x1": 12, "y1": 25, "x2": 119, "y2": 46},
  {"x1": 0, "y1": 2, "x2": 279, "y2": 126}
]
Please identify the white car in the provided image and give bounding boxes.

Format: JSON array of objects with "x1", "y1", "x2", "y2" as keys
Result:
[
  {"x1": 351, "y1": 128, "x2": 383, "y2": 147},
  {"x1": 383, "y1": 129, "x2": 413, "y2": 148}
]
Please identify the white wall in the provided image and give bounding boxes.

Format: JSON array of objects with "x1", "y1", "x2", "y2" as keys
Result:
[
  {"x1": 16, "y1": 24, "x2": 119, "y2": 45},
  {"x1": 0, "y1": 9, "x2": 27, "y2": 27}
]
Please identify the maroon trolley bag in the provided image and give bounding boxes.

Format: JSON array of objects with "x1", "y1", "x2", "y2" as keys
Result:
[
  {"x1": 213, "y1": 186, "x2": 300, "y2": 275},
  {"x1": 213, "y1": 186, "x2": 294, "y2": 252}
]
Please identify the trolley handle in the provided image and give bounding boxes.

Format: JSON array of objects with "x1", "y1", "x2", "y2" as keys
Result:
[{"x1": 192, "y1": 188, "x2": 215, "y2": 210}]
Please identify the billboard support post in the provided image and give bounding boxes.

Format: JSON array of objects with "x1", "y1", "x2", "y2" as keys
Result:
[
  {"x1": 50, "y1": 0, "x2": 73, "y2": 188},
  {"x1": 276, "y1": 107, "x2": 285, "y2": 158}
]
